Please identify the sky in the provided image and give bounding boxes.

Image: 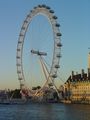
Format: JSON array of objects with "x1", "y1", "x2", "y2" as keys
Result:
[{"x1": 0, "y1": 0, "x2": 90, "y2": 89}]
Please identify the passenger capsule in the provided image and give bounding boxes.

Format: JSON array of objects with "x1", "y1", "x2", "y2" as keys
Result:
[
  {"x1": 49, "y1": 10, "x2": 54, "y2": 13},
  {"x1": 57, "y1": 54, "x2": 61, "y2": 58},
  {"x1": 52, "y1": 74, "x2": 57, "y2": 78},
  {"x1": 19, "y1": 34, "x2": 24, "y2": 37},
  {"x1": 57, "y1": 43, "x2": 62, "y2": 47},
  {"x1": 53, "y1": 16, "x2": 58, "y2": 19},
  {"x1": 21, "y1": 27, "x2": 25, "y2": 30},
  {"x1": 42, "y1": 4, "x2": 46, "y2": 7},
  {"x1": 34, "y1": 6, "x2": 37, "y2": 9},
  {"x1": 30, "y1": 10, "x2": 33, "y2": 13},
  {"x1": 46, "y1": 6, "x2": 50, "y2": 9},
  {"x1": 16, "y1": 56, "x2": 20, "y2": 59},
  {"x1": 56, "y1": 23, "x2": 60, "y2": 27},
  {"x1": 55, "y1": 65, "x2": 60, "y2": 68},
  {"x1": 17, "y1": 71, "x2": 21, "y2": 73},
  {"x1": 18, "y1": 41, "x2": 22, "y2": 44},
  {"x1": 19, "y1": 78, "x2": 22, "y2": 80},
  {"x1": 38, "y1": 5, "x2": 42, "y2": 8},
  {"x1": 24, "y1": 20, "x2": 28, "y2": 23},
  {"x1": 17, "y1": 49, "x2": 20, "y2": 51},
  {"x1": 17, "y1": 64, "x2": 21, "y2": 66},
  {"x1": 27, "y1": 14, "x2": 31, "y2": 18},
  {"x1": 48, "y1": 83, "x2": 53, "y2": 86},
  {"x1": 57, "y1": 33, "x2": 62, "y2": 36},
  {"x1": 20, "y1": 84, "x2": 24, "y2": 87}
]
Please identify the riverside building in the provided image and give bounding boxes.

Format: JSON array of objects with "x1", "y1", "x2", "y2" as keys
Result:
[{"x1": 64, "y1": 52, "x2": 90, "y2": 103}]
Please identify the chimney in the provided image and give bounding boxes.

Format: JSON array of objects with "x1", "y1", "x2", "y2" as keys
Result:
[
  {"x1": 88, "y1": 52, "x2": 90, "y2": 69},
  {"x1": 88, "y1": 68, "x2": 90, "y2": 80},
  {"x1": 88, "y1": 52, "x2": 90, "y2": 80},
  {"x1": 81, "y1": 69, "x2": 84, "y2": 80},
  {"x1": 71, "y1": 71, "x2": 74, "y2": 80}
]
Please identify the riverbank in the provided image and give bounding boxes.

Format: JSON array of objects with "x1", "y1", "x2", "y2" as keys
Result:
[{"x1": 60, "y1": 99, "x2": 90, "y2": 105}]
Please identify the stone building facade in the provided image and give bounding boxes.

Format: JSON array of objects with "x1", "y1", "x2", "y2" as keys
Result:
[{"x1": 64, "y1": 69, "x2": 90, "y2": 103}]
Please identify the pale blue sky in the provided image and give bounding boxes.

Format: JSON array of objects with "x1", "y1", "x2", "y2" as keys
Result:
[{"x1": 0, "y1": 0, "x2": 90, "y2": 89}]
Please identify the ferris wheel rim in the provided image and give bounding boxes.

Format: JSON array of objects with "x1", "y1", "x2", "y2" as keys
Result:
[{"x1": 16, "y1": 4, "x2": 62, "y2": 93}]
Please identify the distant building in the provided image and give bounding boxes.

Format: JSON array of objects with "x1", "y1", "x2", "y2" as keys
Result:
[
  {"x1": 64, "y1": 52, "x2": 90, "y2": 103},
  {"x1": 0, "y1": 90, "x2": 8, "y2": 102}
]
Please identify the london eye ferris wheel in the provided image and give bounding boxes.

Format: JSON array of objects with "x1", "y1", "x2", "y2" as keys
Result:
[{"x1": 16, "y1": 4, "x2": 62, "y2": 98}]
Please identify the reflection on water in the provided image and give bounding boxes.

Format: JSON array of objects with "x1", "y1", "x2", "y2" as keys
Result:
[{"x1": 0, "y1": 103, "x2": 90, "y2": 120}]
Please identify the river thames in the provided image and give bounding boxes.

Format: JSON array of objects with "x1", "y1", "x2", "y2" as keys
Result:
[{"x1": 0, "y1": 103, "x2": 90, "y2": 120}]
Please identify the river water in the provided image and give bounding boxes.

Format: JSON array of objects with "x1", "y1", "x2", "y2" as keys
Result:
[{"x1": 0, "y1": 103, "x2": 90, "y2": 120}]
